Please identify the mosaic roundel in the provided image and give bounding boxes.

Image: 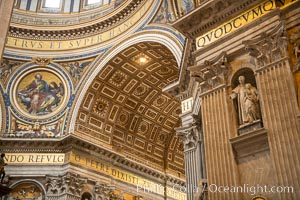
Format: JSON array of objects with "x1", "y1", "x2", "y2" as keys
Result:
[{"x1": 12, "y1": 67, "x2": 69, "y2": 120}]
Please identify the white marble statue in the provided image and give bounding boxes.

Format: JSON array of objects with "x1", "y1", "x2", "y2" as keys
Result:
[{"x1": 230, "y1": 76, "x2": 261, "y2": 125}]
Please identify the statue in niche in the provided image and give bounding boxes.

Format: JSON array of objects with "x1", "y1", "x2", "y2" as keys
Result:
[{"x1": 230, "y1": 76, "x2": 261, "y2": 125}]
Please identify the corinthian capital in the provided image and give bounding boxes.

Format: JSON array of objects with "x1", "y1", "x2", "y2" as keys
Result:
[
  {"x1": 175, "y1": 124, "x2": 199, "y2": 151},
  {"x1": 46, "y1": 173, "x2": 87, "y2": 197},
  {"x1": 188, "y1": 52, "x2": 229, "y2": 94},
  {"x1": 94, "y1": 182, "x2": 122, "y2": 200},
  {"x1": 243, "y1": 22, "x2": 288, "y2": 68},
  {"x1": 62, "y1": 173, "x2": 87, "y2": 196}
]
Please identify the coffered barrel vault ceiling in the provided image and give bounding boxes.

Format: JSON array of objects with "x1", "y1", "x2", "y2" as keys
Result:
[{"x1": 75, "y1": 42, "x2": 185, "y2": 176}]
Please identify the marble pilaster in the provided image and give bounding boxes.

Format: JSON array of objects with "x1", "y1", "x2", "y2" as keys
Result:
[{"x1": 243, "y1": 22, "x2": 300, "y2": 199}]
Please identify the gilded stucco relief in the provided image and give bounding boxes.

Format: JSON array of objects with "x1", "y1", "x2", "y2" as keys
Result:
[{"x1": 76, "y1": 42, "x2": 184, "y2": 175}]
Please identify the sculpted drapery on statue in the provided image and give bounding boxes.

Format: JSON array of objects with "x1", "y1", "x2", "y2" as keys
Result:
[{"x1": 230, "y1": 75, "x2": 261, "y2": 125}]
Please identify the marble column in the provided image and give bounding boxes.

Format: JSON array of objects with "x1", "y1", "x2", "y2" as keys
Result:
[
  {"x1": 0, "y1": 0, "x2": 14, "y2": 60},
  {"x1": 176, "y1": 121, "x2": 206, "y2": 200},
  {"x1": 243, "y1": 22, "x2": 300, "y2": 199}
]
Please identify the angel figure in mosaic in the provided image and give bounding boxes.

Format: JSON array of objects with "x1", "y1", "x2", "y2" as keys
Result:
[{"x1": 65, "y1": 61, "x2": 90, "y2": 82}]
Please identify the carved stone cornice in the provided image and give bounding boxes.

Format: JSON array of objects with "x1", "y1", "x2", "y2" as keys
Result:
[
  {"x1": 0, "y1": 135, "x2": 186, "y2": 186},
  {"x1": 188, "y1": 52, "x2": 229, "y2": 95},
  {"x1": 175, "y1": 124, "x2": 200, "y2": 151},
  {"x1": 243, "y1": 22, "x2": 288, "y2": 70},
  {"x1": 8, "y1": 0, "x2": 145, "y2": 40},
  {"x1": 171, "y1": 0, "x2": 261, "y2": 38}
]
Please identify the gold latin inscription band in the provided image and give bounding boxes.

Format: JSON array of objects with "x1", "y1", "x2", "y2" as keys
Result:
[
  {"x1": 69, "y1": 152, "x2": 187, "y2": 200},
  {"x1": 4, "y1": 153, "x2": 65, "y2": 164},
  {"x1": 5, "y1": 1, "x2": 152, "y2": 51},
  {"x1": 4, "y1": 152, "x2": 186, "y2": 199},
  {"x1": 195, "y1": 0, "x2": 298, "y2": 50}
]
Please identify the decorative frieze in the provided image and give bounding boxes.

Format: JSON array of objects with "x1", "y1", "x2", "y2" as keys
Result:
[{"x1": 0, "y1": 135, "x2": 185, "y2": 188}]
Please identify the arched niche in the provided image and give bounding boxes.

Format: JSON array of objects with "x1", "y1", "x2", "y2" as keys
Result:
[
  {"x1": 81, "y1": 192, "x2": 93, "y2": 200},
  {"x1": 231, "y1": 68, "x2": 256, "y2": 88},
  {"x1": 230, "y1": 67, "x2": 263, "y2": 134}
]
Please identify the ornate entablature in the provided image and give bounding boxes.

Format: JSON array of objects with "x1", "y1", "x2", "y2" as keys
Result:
[
  {"x1": 0, "y1": 135, "x2": 187, "y2": 200},
  {"x1": 172, "y1": 0, "x2": 264, "y2": 37}
]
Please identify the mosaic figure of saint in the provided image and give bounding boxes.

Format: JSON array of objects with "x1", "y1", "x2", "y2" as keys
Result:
[{"x1": 17, "y1": 73, "x2": 64, "y2": 115}]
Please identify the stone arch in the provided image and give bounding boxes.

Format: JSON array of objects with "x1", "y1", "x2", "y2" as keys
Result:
[
  {"x1": 231, "y1": 67, "x2": 256, "y2": 88},
  {"x1": 68, "y1": 31, "x2": 183, "y2": 133},
  {"x1": 81, "y1": 191, "x2": 93, "y2": 200}
]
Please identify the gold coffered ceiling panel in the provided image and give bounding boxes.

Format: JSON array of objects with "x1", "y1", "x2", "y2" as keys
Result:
[{"x1": 76, "y1": 42, "x2": 184, "y2": 176}]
